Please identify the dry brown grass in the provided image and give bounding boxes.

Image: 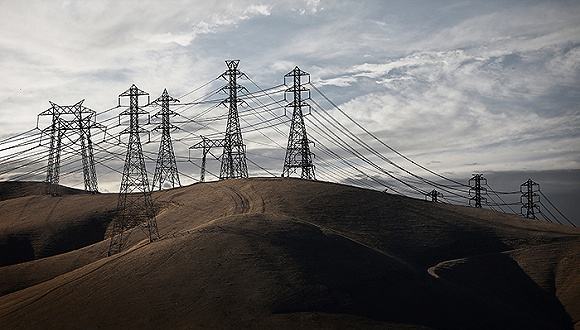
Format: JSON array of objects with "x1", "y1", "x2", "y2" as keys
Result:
[{"x1": 0, "y1": 178, "x2": 578, "y2": 329}]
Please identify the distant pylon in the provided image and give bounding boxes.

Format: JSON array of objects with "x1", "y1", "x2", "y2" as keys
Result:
[
  {"x1": 43, "y1": 103, "x2": 63, "y2": 196},
  {"x1": 426, "y1": 189, "x2": 442, "y2": 202},
  {"x1": 282, "y1": 66, "x2": 316, "y2": 180},
  {"x1": 38, "y1": 100, "x2": 102, "y2": 195},
  {"x1": 219, "y1": 60, "x2": 248, "y2": 179},
  {"x1": 151, "y1": 89, "x2": 181, "y2": 191},
  {"x1": 74, "y1": 102, "x2": 102, "y2": 193},
  {"x1": 190, "y1": 136, "x2": 225, "y2": 182},
  {"x1": 520, "y1": 179, "x2": 540, "y2": 219},
  {"x1": 468, "y1": 173, "x2": 487, "y2": 208},
  {"x1": 108, "y1": 84, "x2": 159, "y2": 256}
]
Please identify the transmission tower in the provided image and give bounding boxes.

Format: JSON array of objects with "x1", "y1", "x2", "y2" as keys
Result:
[
  {"x1": 426, "y1": 189, "x2": 442, "y2": 202},
  {"x1": 520, "y1": 179, "x2": 540, "y2": 219},
  {"x1": 151, "y1": 89, "x2": 181, "y2": 191},
  {"x1": 190, "y1": 136, "x2": 225, "y2": 182},
  {"x1": 73, "y1": 102, "x2": 103, "y2": 193},
  {"x1": 42, "y1": 103, "x2": 63, "y2": 196},
  {"x1": 38, "y1": 100, "x2": 103, "y2": 195},
  {"x1": 108, "y1": 84, "x2": 159, "y2": 256},
  {"x1": 468, "y1": 173, "x2": 487, "y2": 208},
  {"x1": 282, "y1": 66, "x2": 316, "y2": 180},
  {"x1": 219, "y1": 60, "x2": 248, "y2": 179}
]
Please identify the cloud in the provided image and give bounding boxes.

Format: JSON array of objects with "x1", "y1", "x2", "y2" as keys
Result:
[
  {"x1": 316, "y1": 76, "x2": 357, "y2": 87},
  {"x1": 410, "y1": 4, "x2": 580, "y2": 54},
  {"x1": 142, "y1": 4, "x2": 273, "y2": 47},
  {"x1": 314, "y1": 40, "x2": 580, "y2": 174},
  {"x1": 244, "y1": 4, "x2": 272, "y2": 17}
]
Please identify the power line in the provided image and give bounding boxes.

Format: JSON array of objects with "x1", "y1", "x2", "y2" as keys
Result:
[
  {"x1": 310, "y1": 83, "x2": 470, "y2": 189},
  {"x1": 539, "y1": 190, "x2": 576, "y2": 227}
]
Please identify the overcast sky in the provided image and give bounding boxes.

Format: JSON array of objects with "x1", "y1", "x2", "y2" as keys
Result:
[{"x1": 0, "y1": 0, "x2": 579, "y2": 222}]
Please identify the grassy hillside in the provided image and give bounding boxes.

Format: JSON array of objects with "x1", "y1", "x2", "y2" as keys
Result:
[{"x1": 0, "y1": 178, "x2": 578, "y2": 329}]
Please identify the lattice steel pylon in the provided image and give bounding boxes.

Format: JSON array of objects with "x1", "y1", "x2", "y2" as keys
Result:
[
  {"x1": 426, "y1": 189, "x2": 442, "y2": 202},
  {"x1": 190, "y1": 136, "x2": 225, "y2": 182},
  {"x1": 74, "y1": 103, "x2": 102, "y2": 193},
  {"x1": 108, "y1": 84, "x2": 159, "y2": 256},
  {"x1": 468, "y1": 173, "x2": 487, "y2": 208},
  {"x1": 282, "y1": 66, "x2": 316, "y2": 180},
  {"x1": 520, "y1": 178, "x2": 540, "y2": 219},
  {"x1": 151, "y1": 89, "x2": 181, "y2": 191},
  {"x1": 219, "y1": 60, "x2": 248, "y2": 179},
  {"x1": 38, "y1": 100, "x2": 102, "y2": 195},
  {"x1": 43, "y1": 104, "x2": 63, "y2": 196}
]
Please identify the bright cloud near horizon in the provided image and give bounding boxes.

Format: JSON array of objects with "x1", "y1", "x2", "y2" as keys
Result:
[{"x1": 0, "y1": 0, "x2": 579, "y2": 219}]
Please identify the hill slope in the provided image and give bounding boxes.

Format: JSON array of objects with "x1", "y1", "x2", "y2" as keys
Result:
[{"x1": 0, "y1": 178, "x2": 578, "y2": 329}]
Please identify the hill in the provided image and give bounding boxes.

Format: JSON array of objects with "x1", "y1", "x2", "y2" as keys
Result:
[
  {"x1": 0, "y1": 178, "x2": 578, "y2": 329},
  {"x1": 0, "y1": 181, "x2": 87, "y2": 202}
]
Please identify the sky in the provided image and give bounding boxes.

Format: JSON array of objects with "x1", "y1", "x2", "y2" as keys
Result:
[{"x1": 0, "y1": 0, "x2": 579, "y2": 223}]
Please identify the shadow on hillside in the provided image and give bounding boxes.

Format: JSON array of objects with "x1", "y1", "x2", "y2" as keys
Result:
[
  {"x1": 0, "y1": 210, "x2": 115, "y2": 267},
  {"x1": 0, "y1": 235, "x2": 35, "y2": 266},
  {"x1": 261, "y1": 218, "x2": 572, "y2": 329},
  {"x1": 427, "y1": 252, "x2": 573, "y2": 329}
]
